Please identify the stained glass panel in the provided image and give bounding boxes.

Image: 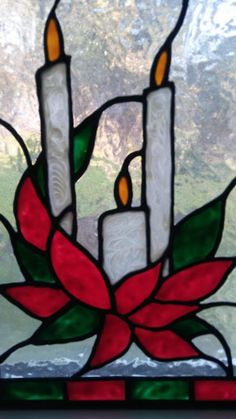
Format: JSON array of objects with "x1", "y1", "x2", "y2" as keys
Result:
[{"x1": 0, "y1": 0, "x2": 235, "y2": 407}]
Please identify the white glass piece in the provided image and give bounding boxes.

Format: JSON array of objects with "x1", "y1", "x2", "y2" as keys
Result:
[
  {"x1": 85, "y1": 343, "x2": 225, "y2": 377},
  {"x1": 1, "y1": 337, "x2": 96, "y2": 378},
  {"x1": 193, "y1": 334, "x2": 228, "y2": 367},
  {"x1": 60, "y1": 211, "x2": 73, "y2": 235},
  {"x1": 145, "y1": 87, "x2": 172, "y2": 262},
  {"x1": 101, "y1": 211, "x2": 147, "y2": 284},
  {"x1": 0, "y1": 296, "x2": 40, "y2": 355},
  {"x1": 0, "y1": 223, "x2": 24, "y2": 284},
  {"x1": 41, "y1": 62, "x2": 72, "y2": 231},
  {"x1": 199, "y1": 307, "x2": 236, "y2": 373},
  {"x1": 77, "y1": 215, "x2": 98, "y2": 259}
]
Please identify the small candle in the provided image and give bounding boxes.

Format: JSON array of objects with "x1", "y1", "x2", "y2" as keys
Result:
[
  {"x1": 36, "y1": 10, "x2": 76, "y2": 237},
  {"x1": 144, "y1": 49, "x2": 174, "y2": 263},
  {"x1": 99, "y1": 169, "x2": 147, "y2": 284}
]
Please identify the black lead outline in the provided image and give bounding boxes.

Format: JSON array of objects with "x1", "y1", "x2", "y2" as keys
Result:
[
  {"x1": 43, "y1": 4, "x2": 65, "y2": 64},
  {"x1": 0, "y1": 213, "x2": 57, "y2": 286},
  {"x1": 0, "y1": 212, "x2": 234, "y2": 361},
  {"x1": 150, "y1": 0, "x2": 189, "y2": 88},
  {"x1": 36, "y1": 57, "x2": 78, "y2": 239},
  {"x1": 0, "y1": 247, "x2": 235, "y2": 377},
  {"x1": 2, "y1": 97, "x2": 236, "y2": 380},
  {"x1": 35, "y1": 0, "x2": 82, "y2": 240},
  {"x1": 170, "y1": 177, "x2": 236, "y2": 272},
  {"x1": 0, "y1": 118, "x2": 32, "y2": 167},
  {"x1": 142, "y1": 81, "x2": 176, "y2": 268},
  {"x1": 113, "y1": 150, "x2": 142, "y2": 209},
  {"x1": 0, "y1": 0, "x2": 235, "y2": 390}
]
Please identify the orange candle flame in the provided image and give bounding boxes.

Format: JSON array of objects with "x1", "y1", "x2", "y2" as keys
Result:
[
  {"x1": 45, "y1": 16, "x2": 63, "y2": 62},
  {"x1": 154, "y1": 50, "x2": 168, "y2": 87},
  {"x1": 115, "y1": 169, "x2": 133, "y2": 208},
  {"x1": 118, "y1": 175, "x2": 130, "y2": 207}
]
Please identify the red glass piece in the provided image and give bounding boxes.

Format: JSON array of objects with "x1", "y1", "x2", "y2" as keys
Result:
[
  {"x1": 51, "y1": 231, "x2": 111, "y2": 310},
  {"x1": 135, "y1": 328, "x2": 198, "y2": 360},
  {"x1": 67, "y1": 380, "x2": 125, "y2": 401},
  {"x1": 16, "y1": 177, "x2": 51, "y2": 250},
  {"x1": 155, "y1": 260, "x2": 232, "y2": 302},
  {"x1": 115, "y1": 262, "x2": 162, "y2": 315},
  {"x1": 4, "y1": 285, "x2": 70, "y2": 318},
  {"x1": 129, "y1": 302, "x2": 199, "y2": 328},
  {"x1": 90, "y1": 314, "x2": 131, "y2": 368},
  {"x1": 195, "y1": 380, "x2": 236, "y2": 401}
]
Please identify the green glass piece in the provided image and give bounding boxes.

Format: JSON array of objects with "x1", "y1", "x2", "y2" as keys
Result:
[
  {"x1": 171, "y1": 317, "x2": 209, "y2": 340},
  {"x1": 35, "y1": 303, "x2": 102, "y2": 343},
  {"x1": 172, "y1": 200, "x2": 223, "y2": 271},
  {"x1": 14, "y1": 236, "x2": 56, "y2": 284},
  {"x1": 73, "y1": 119, "x2": 98, "y2": 178},
  {"x1": 0, "y1": 381, "x2": 63, "y2": 401},
  {"x1": 130, "y1": 380, "x2": 189, "y2": 401}
]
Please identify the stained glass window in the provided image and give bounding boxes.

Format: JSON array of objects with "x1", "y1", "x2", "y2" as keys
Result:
[{"x1": 0, "y1": 0, "x2": 235, "y2": 407}]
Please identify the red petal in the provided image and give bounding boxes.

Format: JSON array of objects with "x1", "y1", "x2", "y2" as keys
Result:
[
  {"x1": 90, "y1": 314, "x2": 131, "y2": 368},
  {"x1": 129, "y1": 302, "x2": 199, "y2": 328},
  {"x1": 135, "y1": 328, "x2": 198, "y2": 360},
  {"x1": 155, "y1": 260, "x2": 233, "y2": 302},
  {"x1": 115, "y1": 263, "x2": 162, "y2": 315},
  {"x1": 195, "y1": 381, "x2": 236, "y2": 401},
  {"x1": 51, "y1": 230, "x2": 111, "y2": 310},
  {"x1": 3, "y1": 285, "x2": 70, "y2": 318},
  {"x1": 67, "y1": 381, "x2": 126, "y2": 401},
  {"x1": 16, "y1": 177, "x2": 51, "y2": 250}
]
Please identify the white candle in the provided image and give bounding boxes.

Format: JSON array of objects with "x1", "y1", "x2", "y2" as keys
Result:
[
  {"x1": 143, "y1": 0, "x2": 189, "y2": 265},
  {"x1": 145, "y1": 84, "x2": 174, "y2": 263},
  {"x1": 36, "y1": 13, "x2": 76, "y2": 236},
  {"x1": 100, "y1": 210, "x2": 147, "y2": 285},
  {"x1": 99, "y1": 171, "x2": 147, "y2": 284}
]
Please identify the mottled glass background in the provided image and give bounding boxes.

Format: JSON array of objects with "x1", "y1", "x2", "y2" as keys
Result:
[{"x1": 0, "y1": 0, "x2": 235, "y2": 377}]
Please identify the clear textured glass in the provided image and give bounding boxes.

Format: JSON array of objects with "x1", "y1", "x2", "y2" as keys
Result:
[{"x1": 0, "y1": 0, "x2": 235, "y2": 378}]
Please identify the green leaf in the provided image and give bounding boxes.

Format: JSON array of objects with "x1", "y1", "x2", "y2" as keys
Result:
[
  {"x1": 73, "y1": 114, "x2": 100, "y2": 179},
  {"x1": 14, "y1": 235, "x2": 56, "y2": 284},
  {"x1": 171, "y1": 316, "x2": 210, "y2": 340},
  {"x1": 34, "y1": 303, "x2": 103, "y2": 344},
  {"x1": 172, "y1": 193, "x2": 225, "y2": 271}
]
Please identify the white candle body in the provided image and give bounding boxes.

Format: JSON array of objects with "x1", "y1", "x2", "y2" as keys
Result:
[
  {"x1": 40, "y1": 62, "x2": 73, "y2": 234},
  {"x1": 145, "y1": 87, "x2": 173, "y2": 262},
  {"x1": 101, "y1": 211, "x2": 147, "y2": 284}
]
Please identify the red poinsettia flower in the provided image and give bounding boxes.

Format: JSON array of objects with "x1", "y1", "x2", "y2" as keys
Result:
[
  {"x1": 3, "y1": 227, "x2": 233, "y2": 370},
  {"x1": 11, "y1": 177, "x2": 234, "y2": 368}
]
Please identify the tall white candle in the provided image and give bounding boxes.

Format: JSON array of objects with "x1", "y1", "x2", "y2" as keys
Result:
[
  {"x1": 37, "y1": 13, "x2": 76, "y2": 236},
  {"x1": 145, "y1": 85, "x2": 174, "y2": 263},
  {"x1": 143, "y1": 0, "x2": 189, "y2": 264}
]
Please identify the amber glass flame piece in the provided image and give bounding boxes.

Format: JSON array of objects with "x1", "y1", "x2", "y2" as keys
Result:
[
  {"x1": 155, "y1": 50, "x2": 168, "y2": 86},
  {"x1": 118, "y1": 176, "x2": 129, "y2": 207},
  {"x1": 46, "y1": 18, "x2": 61, "y2": 62}
]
